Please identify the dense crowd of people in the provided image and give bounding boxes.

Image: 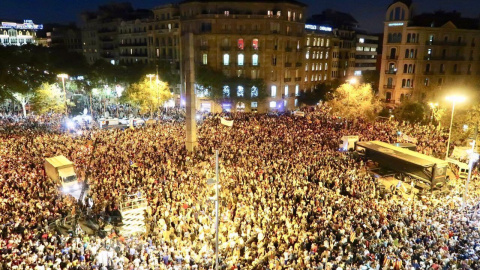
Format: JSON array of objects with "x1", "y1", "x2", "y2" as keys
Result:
[{"x1": 1, "y1": 105, "x2": 479, "y2": 270}]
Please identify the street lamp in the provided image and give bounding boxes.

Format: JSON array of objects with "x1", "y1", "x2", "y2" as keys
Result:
[
  {"x1": 57, "y1": 73, "x2": 69, "y2": 116},
  {"x1": 445, "y1": 95, "x2": 466, "y2": 158},
  {"x1": 428, "y1": 102, "x2": 438, "y2": 124},
  {"x1": 146, "y1": 74, "x2": 155, "y2": 84},
  {"x1": 206, "y1": 150, "x2": 220, "y2": 270},
  {"x1": 347, "y1": 78, "x2": 358, "y2": 85}
]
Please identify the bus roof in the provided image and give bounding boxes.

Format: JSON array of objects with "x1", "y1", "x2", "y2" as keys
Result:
[{"x1": 357, "y1": 141, "x2": 448, "y2": 167}]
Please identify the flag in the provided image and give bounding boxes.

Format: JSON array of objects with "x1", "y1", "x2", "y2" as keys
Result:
[{"x1": 220, "y1": 117, "x2": 234, "y2": 127}]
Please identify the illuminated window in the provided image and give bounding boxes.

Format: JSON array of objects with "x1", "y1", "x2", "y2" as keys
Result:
[
  {"x1": 251, "y1": 101, "x2": 258, "y2": 108},
  {"x1": 223, "y1": 86, "x2": 230, "y2": 97},
  {"x1": 326, "y1": 39, "x2": 330, "y2": 47},
  {"x1": 202, "y1": 53, "x2": 208, "y2": 65},
  {"x1": 295, "y1": 99, "x2": 298, "y2": 107},
  {"x1": 305, "y1": 51, "x2": 310, "y2": 59},
  {"x1": 252, "y1": 39, "x2": 259, "y2": 50},
  {"x1": 271, "y1": 85, "x2": 277, "y2": 97},
  {"x1": 237, "y1": 86, "x2": 244, "y2": 97},
  {"x1": 359, "y1": 38, "x2": 365, "y2": 43},
  {"x1": 284, "y1": 85, "x2": 289, "y2": 96},
  {"x1": 223, "y1": 54, "x2": 230, "y2": 65},
  {"x1": 306, "y1": 38, "x2": 310, "y2": 46},
  {"x1": 252, "y1": 54, "x2": 258, "y2": 66},
  {"x1": 251, "y1": 86, "x2": 258, "y2": 97},
  {"x1": 320, "y1": 38, "x2": 324, "y2": 46},
  {"x1": 237, "y1": 39, "x2": 244, "y2": 50},
  {"x1": 270, "y1": 101, "x2": 276, "y2": 108},
  {"x1": 325, "y1": 52, "x2": 329, "y2": 59},
  {"x1": 276, "y1": 11, "x2": 281, "y2": 17},
  {"x1": 295, "y1": 85, "x2": 300, "y2": 96},
  {"x1": 325, "y1": 63, "x2": 328, "y2": 70},
  {"x1": 238, "y1": 54, "x2": 244, "y2": 66},
  {"x1": 320, "y1": 52, "x2": 323, "y2": 59},
  {"x1": 224, "y1": 10, "x2": 230, "y2": 16},
  {"x1": 288, "y1": 11, "x2": 291, "y2": 21},
  {"x1": 267, "y1": 10, "x2": 273, "y2": 17}
]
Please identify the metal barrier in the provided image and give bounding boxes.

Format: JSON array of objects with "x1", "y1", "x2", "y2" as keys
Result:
[{"x1": 119, "y1": 194, "x2": 147, "y2": 212}]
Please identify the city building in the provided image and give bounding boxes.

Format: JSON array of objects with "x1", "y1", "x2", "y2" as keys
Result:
[
  {"x1": 45, "y1": 24, "x2": 83, "y2": 53},
  {"x1": 354, "y1": 33, "x2": 379, "y2": 76},
  {"x1": 79, "y1": 1, "x2": 379, "y2": 112},
  {"x1": 0, "y1": 20, "x2": 43, "y2": 46},
  {"x1": 303, "y1": 22, "x2": 337, "y2": 91},
  {"x1": 81, "y1": 3, "x2": 152, "y2": 64},
  {"x1": 379, "y1": 0, "x2": 480, "y2": 104}
]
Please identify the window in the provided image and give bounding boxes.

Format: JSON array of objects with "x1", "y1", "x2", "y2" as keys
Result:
[
  {"x1": 267, "y1": 10, "x2": 273, "y2": 17},
  {"x1": 271, "y1": 85, "x2": 277, "y2": 97},
  {"x1": 237, "y1": 86, "x2": 244, "y2": 97},
  {"x1": 252, "y1": 39, "x2": 259, "y2": 50},
  {"x1": 359, "y1": 38, "x2": 364, "y2": 43},
  {"x1": 269, "y1": 101, "x2": 276, "y2": 108},
  {"x1": 272, "y1": 55, "x2": 277, "y2": 66},
  {"x1": 224, "y1": 10, "x2": 230, "y2": 16},
  {"x1": 354, "y1": 70, "x2": 362, "y2": 76},
  {"x1": 251, "y1": 86, "x2": 258, "y2": 97},
  {"x1": 424, "y1": 78, "x2": 429, "y2": 86},
  {"x1": 223, "y1": 86, "x2": 230, "y2": 97},
  {"x1": 238, "y1": 54, "x2": 244, "y2": 66},
  {"x1": 295, "y1": 99, "x2": 298, "y2": 107},
  {"x1": 320, "y1": 52, "x2": 323, "y2": 59},
  {"x1": 325, "y1": 52, "x2": 329, "y2": 59},
  {"x1": 202, "y1": 53, "x2": 208, "y2": 65},
  {"x1": 251, "y1": 101, "x2": 258, "y2": 108},
  {"x1": 223, "y1": 54, "x2": 230, "y2": 65},
  {"x1": 306, "y1": 38, "x2": 310, "y2": 46},
  {"x1": 237, "y1": 39, "x2": 244, "y2": 50},
  {"x1": 305, "y1": 51, "x2": 310, "y2": 59},
  {"x1": 284, "y1": 85, "x2": 289, "y2": 96},
  {"x1": 295, "y1": 85, "x2": 300, "y2": 96},
  {"x1": 325, "y1": 63, "x2": 328, "y2": 70},
  {"x1": 252, "y1": 54, "x2": 258, "y2": 66}
]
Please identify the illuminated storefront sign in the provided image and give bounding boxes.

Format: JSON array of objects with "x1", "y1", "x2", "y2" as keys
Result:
[
  {"x1": 1, "y1": 20, "x2": 43, "y2": 30},
  {"x1": 305, "y1": 24, "x2": 332, "y2": 32},
  {"x1": 388, "y1": 22, "x2": 404, "y2": 27}
]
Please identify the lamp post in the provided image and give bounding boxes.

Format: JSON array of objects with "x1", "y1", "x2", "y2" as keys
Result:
[
  {"x1": 428, "y1": 102, "x2": 438, "y2": 124},
  {"x1": 445, "y1": 95, "x2": 466, "y2": 159},
  {"x1": 146, "y1": 74, "x2": 155, "y2": 84},
  {"x1": 206, "y1": 150, "x2": 220, "y2": 270},
  {"x1": 57, "y1": 73, "x2": 69, "y2": 116}
]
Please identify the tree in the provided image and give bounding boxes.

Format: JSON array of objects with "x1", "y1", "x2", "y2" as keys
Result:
[
  {"x1": 31, "y1": 83, "x2": 73, "y2": 114},
  {"x1": 327, "y1": 83, "x2": 381, "y2": 121},
  {"x1": 121, "y1": 78, "x2": 172, "y2": 116},
  {"x1": 298, "y1": 83, "x2": 335, "y2": 106},
  {"x1": 393, "y1": 101, "x2": 427, "y2": 123},
  {"x1": 12, "y1": 92, "x2": 34, "y2": 117}
]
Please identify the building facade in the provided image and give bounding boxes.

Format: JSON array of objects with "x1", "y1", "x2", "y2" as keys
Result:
[
  {"x1": 0, "y1": 20, "x2": 42, "y2": 46},
  {"x1": 80, "y1": 1, "x2": 379, "y2": 112},
  {"x1": 354, "y1": 33, "x2": 378, "y2": 76},
  {"x1": 379, "y1": 1, "x2": 480, "y2": 104}
]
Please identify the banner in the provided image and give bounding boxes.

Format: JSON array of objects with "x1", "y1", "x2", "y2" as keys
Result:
[
  {"x1": 402, "y1": 134, "x2": 417, "y2": 144},
  {"x1": 220, "y1": 117, "x2": 234, "y2": 127},
  {"x1": 293, "y1": 111, "x2": 305, "y2": 117}
]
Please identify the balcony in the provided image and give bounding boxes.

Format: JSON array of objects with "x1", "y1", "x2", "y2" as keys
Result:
[
  {"x1": 385, "y1": 70, "x2": 397, "y2": 74},
  {"x1": 383, "y1": 85, "x2": 395, "y2": 89},
  {"x1": 249, "y1": 64, "x2": 260, "y2": 67},
  {"x1": 249, "y1": 46, "x2": 260, "y2": 51},
  {"x1": 295, "y1": 62, "x2": 302, "y2": 67},
  {"x1": 387, "y1": 55, "x2": 398, "y2": 60},
  {"x1": 220, "y1": 46, "x2": 231, "y2": 51},
  {"x1": 424, "y1": 56, "x2": 466, "y2": 61},
  {"x1": 199, "y1": 45, "x2": 209, "y2": 50},
  {"x1": 295, "y1": 77, "x2": 301, "y2": 81},
  {"x1": 284, "y1": 78, "x2": 292, "y2": 82},
  {"x1": 285, "y1": 62, "x2": 292, "y2": 67},
  {"x1": 425, "y1": 40, "x2": 467, "y2": 46},
  {"x1": 285, "y1": 47, "x2": 293, "y2": 52},
  {"x1": 424, "y1": 71, "x2": 434, "y2": 75}
]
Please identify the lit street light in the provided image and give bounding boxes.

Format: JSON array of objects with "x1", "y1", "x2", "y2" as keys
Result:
[
  {"x1": 445, "y1": 95, "x2": 466, "y2": 159},
  {"x1": 428, "y1": 102, "x2": 438, "y2": 124},
  {"x1": 146, "y1": 74, "x2": 155, "y2": 84},
  {"x1": 57, "y1": 73, "x2": 69, "y2": 116}
]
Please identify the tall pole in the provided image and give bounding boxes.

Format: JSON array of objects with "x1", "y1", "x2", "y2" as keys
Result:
[
  {"x1": 215, "y1": 149, "x2": 219, "y2": 270},
  {"x1": 184, "y1": 32, "x2": 197, "y2": 152},
  {"x1": 61, "y1": 77, "x2": 68, "y2": 116},
  {"x1": 446, "y1": 101, "x2": 456, "y2": 159},
  {"x1": 156, "y1": 65, "x2": 160, "y2": 118},
  {"x1": 462, "y1": 125, "x2": 477, "y2": 210}
]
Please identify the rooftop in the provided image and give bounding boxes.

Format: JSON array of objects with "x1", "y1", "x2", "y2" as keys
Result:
[
  {"x1": 410, "y1": 11, "x2": 480, "y2": 30},
  {"x1": 179, "y1": 0, "x2": 307, "y2": 7}
]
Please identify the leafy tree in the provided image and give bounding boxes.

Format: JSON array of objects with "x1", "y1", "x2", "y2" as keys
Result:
[
  {"x1": 121, "y1": 78, "x2": 172, "y2": 116},
  {"x1": 327, "y1": 83, "x2": 381, "y2": 121},
  {"x1": 298, "y1": 83, "x2": 334, "y2": 106},
  {"x1": 393, "y1": 101, "x2": 427, "y2": 123},
  {"x1": 31, "y1": 83, "x2": 73, "y2": 114}
]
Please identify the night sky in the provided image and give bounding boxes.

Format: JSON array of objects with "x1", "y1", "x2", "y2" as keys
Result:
[{"x1": 1, "y1": 0, "x2": 479, "y2": 33}]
